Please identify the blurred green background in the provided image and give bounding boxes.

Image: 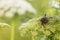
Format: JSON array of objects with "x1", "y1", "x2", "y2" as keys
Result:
[{"x1": 0, "y1": 0, "x2": 60, "y2": 40}]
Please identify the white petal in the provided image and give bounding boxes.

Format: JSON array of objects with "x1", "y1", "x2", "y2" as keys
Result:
[
  {"x1": 10, "y1": 7, "x2": 17, "y2": 12},
  {"x1": 0, "y1": 10, "x2": 4, "y2": 17},
  {"x1": 24, "y1": 2, "x2": 36, "y2": 14},
  {"x1": 17, "y1": 8, "x2": 27, "y2": 15},
  {"x1": 5, "y1": 11, "x2": 14, "y2": 18},
  {"x1": 50, "y1": 0, "x2": 59, "y2": 8}
]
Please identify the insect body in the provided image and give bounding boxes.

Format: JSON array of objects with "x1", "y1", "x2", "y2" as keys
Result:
[{"x1": 40, "y1": 14, "x2": 49, "y2": 26}]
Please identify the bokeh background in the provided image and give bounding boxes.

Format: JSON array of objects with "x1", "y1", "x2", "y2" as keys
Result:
[{"x1": 0, "y1": 0, "x2": 60, "y2": 40}]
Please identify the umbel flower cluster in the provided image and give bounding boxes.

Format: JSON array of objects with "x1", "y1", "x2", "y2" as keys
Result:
[
  {"x1": 0, "y1": 0, "x2": 36, "y2": 18},
  {"x1": 19, "y1": 17, "x2": 60, "y2": 40}
]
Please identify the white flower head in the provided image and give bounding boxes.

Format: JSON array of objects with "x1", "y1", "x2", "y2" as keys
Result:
[
  {"x1": 49, "y1": 0, "x2": 59, "y2": 8},
  {"x1": 17, "y1": 0, "x2": 36, "y2": 15},
  {"x1": 0, "y1": 0, "x2": 36, "y2": 18},
  {"x1": 19, "y1": 18, "x2": 39, "y2": 30},
  {"x1": 0, "y1": 10, "x2": 4, "y2": 17},
  {"x1": 5, "y1": 11, "x2": 15, "y2": 18},
  {"x1": 0, "y1": 22, "x2": 11, "y2": 27}
]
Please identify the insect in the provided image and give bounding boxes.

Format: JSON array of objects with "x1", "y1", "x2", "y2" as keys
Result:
[{"x1": 40, "y1": 13, "x2": 49, "y2": 26}]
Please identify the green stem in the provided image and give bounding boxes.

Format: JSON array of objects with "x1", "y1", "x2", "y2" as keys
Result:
[{"x1": 11, "y1": 24, "x2": 15, "y2": 40}]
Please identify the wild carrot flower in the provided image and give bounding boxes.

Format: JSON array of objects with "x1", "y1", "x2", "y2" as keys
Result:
[{"x1": 0, "y1": 0, "x2": 36, "y2": 18}]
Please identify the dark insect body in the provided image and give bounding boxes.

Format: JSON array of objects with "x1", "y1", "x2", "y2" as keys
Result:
[{"x1": 40, "y1": 14, "x2": 49, "y2": 26}]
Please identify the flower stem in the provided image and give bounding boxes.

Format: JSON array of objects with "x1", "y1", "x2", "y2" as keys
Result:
[{"x1": 11, "y1": 24, "x2": 15, "y2": 40}]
